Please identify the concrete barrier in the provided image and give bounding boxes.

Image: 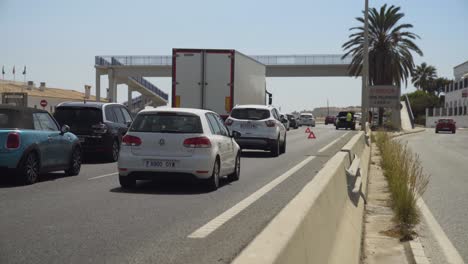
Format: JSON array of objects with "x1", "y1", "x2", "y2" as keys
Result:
[{"x1": 232, "y1": 132, "x2": 370, "y2": 264}]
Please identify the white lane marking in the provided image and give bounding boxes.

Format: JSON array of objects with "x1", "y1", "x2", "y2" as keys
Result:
[
  {"x1": 88, "y1": 172, "x2": 118, "y2": 180},
  {"x1": 188, "y1": 156, "x2": 317, "y2": 239},
  {"x1": 318, "y1": 132, "x2": 350, "y2": 153},
  {"x1": 417, "y1": 198, "x2": 465, "y2": 264}
]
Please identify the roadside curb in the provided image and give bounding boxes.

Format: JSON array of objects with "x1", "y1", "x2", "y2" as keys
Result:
[
  {"x1": 406, "y1": 237, "x2": 431, "y2": 264},
  {"x1": 391, "y1": 128, "x2": 425, "y2": 139}
]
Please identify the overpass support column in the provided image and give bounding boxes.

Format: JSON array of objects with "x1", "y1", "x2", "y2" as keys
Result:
[
  {"x1": 127, "y1": 86, "x2": 133, "y2": 113},
  {"x1": 108, "y1": 69, "x2": 116, "y2": 102},
  {"x1": 96, "y1": 72, "x2": 101, "y2": 102}
]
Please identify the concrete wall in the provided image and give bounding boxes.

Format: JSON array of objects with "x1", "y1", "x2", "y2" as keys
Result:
[{"x1": 232, "y1": 132, "x2": 370, "y2": 264}]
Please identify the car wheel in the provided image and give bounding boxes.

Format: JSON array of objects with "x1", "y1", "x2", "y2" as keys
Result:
[
  {"x1": 435, "y1": 130, "x2": 438, "y2": 133},
  {"x1": 206, "y1": 159, "x2": 220, "y2": 191},
  {"x1": 119, "y1": 176, "x2": 136, "y2": 189},
  {"x1": 280, "y1": 135, "x2": 287, "y2": 154},
  {"x1": 65, "y1": 147, "x2": 81, "y2": 176},
  {"x1": 452, "y1": 129, "x2": 456, "y2": 134},
  {"x1": 228, "y1": 154, "x2": 240, "y2": 182},
  {"x1": 109, "y1": 140, "x2": 120, "y2": 162},
  {"x1": 20, "y1": 152, "x2": 40, "y2": 185},
  {"x1": 270, "y1": 137, "x2": 280, "y2": 157}
]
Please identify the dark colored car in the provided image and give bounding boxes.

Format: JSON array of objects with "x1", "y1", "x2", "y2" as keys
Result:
[
  {"x1": 286, "y1": 114, "x2": 299, "y2": 129},
  {"x1": 0, "y1": 105, "x2": 81, "y2": 184},
  {"x1": 325, "y1": 115, "x2": 336, "y2": 125},
  {"x1": 335, "y1": 111, "x2": 356, "y2": 130},
  {"x1": 54, "y1": 102, "x2": 133, "y2": 161},
  {"x1": 435, "y1": 119, "x2": 456, "y2": 134}
]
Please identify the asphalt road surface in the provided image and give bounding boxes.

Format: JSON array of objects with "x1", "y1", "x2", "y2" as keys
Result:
[
  {"x1": 400, "y1": 128, "x2": 468, "y2": 262},
  {"x1": 0, "y1": 124, "x2": 357, "y2": 264}
]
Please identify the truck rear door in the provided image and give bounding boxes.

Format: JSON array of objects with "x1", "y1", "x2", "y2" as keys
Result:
[
  {"x1": 205, "y1": 51, "x2": 233, "y2": 115},
  {"x1": 173, "y1": 51, "x2": 203, "y2": 109}
]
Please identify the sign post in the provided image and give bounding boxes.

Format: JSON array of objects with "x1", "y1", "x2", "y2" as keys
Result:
[{"x1": 368, "y1": 85, "x2": 401, "y2": 130}]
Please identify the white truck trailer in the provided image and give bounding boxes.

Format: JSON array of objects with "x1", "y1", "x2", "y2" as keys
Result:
[{"x1": 172, "y1": 48, "x2": 267, "y2": 118}]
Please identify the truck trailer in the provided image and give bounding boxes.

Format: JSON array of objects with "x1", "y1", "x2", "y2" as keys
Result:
[{"x1": 172, "y1": 48, "x2": 267, "y2": 117}]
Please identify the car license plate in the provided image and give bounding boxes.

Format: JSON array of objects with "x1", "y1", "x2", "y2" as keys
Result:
[
  {"x1": 241, "y1": 123, "x2": 256, "y2": 129},
  {"x1": 145, "y1": 160, "x2": 178, "y2": 168},
  {"x1": 78, "y1": 137, "x2": 85, "y2": 143}
]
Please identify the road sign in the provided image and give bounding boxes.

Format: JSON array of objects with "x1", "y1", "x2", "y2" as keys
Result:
[
  {"x1": 305, "y1": 127, "x2": 311, "y2": 133},
  {"x1": 368, "y1": 85, "x2": 400, "y2": 108},
  {"x1": 308, "y1": 132, "x2": 316, "y2": 139},
  {"x1": 40, "y1": 99, "x2": 48, "y2": 108}
]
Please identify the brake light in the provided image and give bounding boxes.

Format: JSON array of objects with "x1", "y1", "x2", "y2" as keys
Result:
[
  {"x1": 6, "y1": 132, "x2": 20, "y2": 149},
  {"x1": 122, "y1": 135, "x2": 142, "y2": 146},
  {"x1": 225, "y1": 118, "x2": 233, "y2": 126},
  {"x1": 265, "y1": 120, "x2": 276, "y2": 127},
  {"x1": 92, "y1": 123, "x2": 108, "y2": 134},
  {"x1": 183, "y1": 137, "x2": 211, "y2": 148}
]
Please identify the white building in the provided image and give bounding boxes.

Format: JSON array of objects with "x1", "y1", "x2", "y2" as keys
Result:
[{"x1": 426, "y1": 60, "x2": 468, "y2": 127}]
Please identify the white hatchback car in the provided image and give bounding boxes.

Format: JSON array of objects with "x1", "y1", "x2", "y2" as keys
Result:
[
  {"x1": 118, "y1": 108, "x2": 241, "y2": 191},
  {"x1": 299, "y1": 113, "x2": 316, "y2": 127},
  {"x1": 225, "y1": 105, "x2": 287, "y2": 157}
]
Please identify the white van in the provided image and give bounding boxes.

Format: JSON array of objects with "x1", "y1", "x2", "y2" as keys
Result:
[{"x1": 299, "y1": 113, "x2": 316, "y2": 127}]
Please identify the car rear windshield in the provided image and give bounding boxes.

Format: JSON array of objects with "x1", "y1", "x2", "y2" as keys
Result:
[
  {"x1": 0, "y1": 109, "x2": 33, "y2": 129},
  {"x1": 54, "y1": 107, "x2": 103, "y2": 128},
  {"x1": 439, "y1": 119, "x2": 453, "y2": 123},
  {"x1": 130, "y1": 113, "x2": 203, "y2": 133},
  {"x1": 300, "y1": 114, "x2": 313, "y2": 119},
  {"x1": 230, "y1": 108, "x2": 270, "y2": 120}
]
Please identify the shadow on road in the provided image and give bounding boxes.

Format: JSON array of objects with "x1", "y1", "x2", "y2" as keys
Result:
[
  {"x1": 0, "y1": 172, "x2": 71, "y2": 188},
  {"x1": 109, "y1": 177, "x2": 231, "y2": 195},
  {"x1": 240, "y1": 151, "x2": 274, "y2": 158},
  {"x1": 82, "y1": 154, "x2": 115, "y2": 164}
]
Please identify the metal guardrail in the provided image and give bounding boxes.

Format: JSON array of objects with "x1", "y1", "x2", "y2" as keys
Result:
[
  {"x1": 129, "y1": 76, "x2": 168, "y2": 100},
  {"x1": 95, "y1": 55, "x2": 351, "y2": 66},
  {"x1": 404, "y1": 94, "x2": 415, "y2": 129}
]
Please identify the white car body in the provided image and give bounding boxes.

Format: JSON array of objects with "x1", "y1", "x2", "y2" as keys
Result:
[
  {"x1": 225, "y1": 105, "x2": 287, "y2": 156},
  {"x1": 118, "y1": 108, "x2": 241, "y2": 190},
  {"x1": 299, "y1": 113, "x2": 316, "y2": 127}
]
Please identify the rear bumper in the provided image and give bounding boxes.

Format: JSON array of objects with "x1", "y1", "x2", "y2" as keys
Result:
[
  {"x1": 78, "y1": 135, "x2": 113, "y2": 153},
  {"x1": 235, "y1": 137, "x2": 275, "y2": 150},
  {"x1": 0, "y1": 152, "x2": 22, "y2": 169}
]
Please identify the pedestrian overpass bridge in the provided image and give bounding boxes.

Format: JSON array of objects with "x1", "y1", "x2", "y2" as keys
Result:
[{"x1": 94, "y1": 54, "x2": 354, "y2": 112}]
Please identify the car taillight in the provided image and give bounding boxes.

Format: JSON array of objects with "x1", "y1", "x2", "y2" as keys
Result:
[
  {"x1": 183, "y1": 137, "x2": 211, "y2": 148},
  {"x1": 265, "y1": 120, "x2": 276, "y2": 127},
  {"x1": 122, "y1": 135, "x2": 142, "y2": 146},
  {"x1": 92, "y1": 123, "x2": 108, "y2": 134},
  {"x1": 6, "y1": 132, "x2": 20, "y2": 149},
  {"x1": 225, "y1": 118, "x2": 233, "y2": 126}
]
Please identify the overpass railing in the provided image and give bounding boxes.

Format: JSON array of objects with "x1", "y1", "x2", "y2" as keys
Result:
[{"x1": 129, "y1": 76, "x2": 169, "y2": 101}]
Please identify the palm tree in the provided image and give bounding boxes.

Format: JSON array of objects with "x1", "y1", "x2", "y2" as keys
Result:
[
  {"x1": 412, "y1": 63, "x2": 437, "y2": 92},
  {"x1": 342, "y1": 4, "x2": 423, "y2": 125}
]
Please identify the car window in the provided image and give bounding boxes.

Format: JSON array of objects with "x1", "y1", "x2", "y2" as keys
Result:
[
  {"x1": 206, "y1": 114, "x2": 222, "y2": 135},
  {"x1": 113, "y1": 106, "x2": 126, "y2": 124},
  {"x1": 33, "y1": 113, "x2": 58, "y2": 131},
  {"x1": 214, "y1": 114, "x2": 229, "y2": 136},
  {"x1": 105, "y1": 106, "x2": 116, "y2": 122},
  {"x1": 272, "y1": 109, "x2": 280, "y2": 120},
  {"x1": 33, "y1": 114, "x2": 42, "y2": 130},
  {"x1": 130, "y1": 112, "x2": 202, "y2": 133},
  {"x1": 230, "y1": 108, "x2": 270, "y2": 120},
  {"x1": 120, "y1": 107, "x2": 133, "y2": 123},
  {"x1": 55, "y1": 107, "x2": 103, "y2": 128},
  {"x1": 0, "y1": 110, "x2": 34, "y2": 129}
]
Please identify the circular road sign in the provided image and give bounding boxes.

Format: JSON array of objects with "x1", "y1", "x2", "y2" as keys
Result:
[{"x1": 40, "y1": 99, "x2": 48, "y2": 108}]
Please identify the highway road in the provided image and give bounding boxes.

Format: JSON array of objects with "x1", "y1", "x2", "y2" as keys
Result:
[
  {"x1": 401, "y1": 128, "x2": 468, "y2": 262},
  {"x1": 0, "y1": 124, "x2": 357, "y2": 264}
]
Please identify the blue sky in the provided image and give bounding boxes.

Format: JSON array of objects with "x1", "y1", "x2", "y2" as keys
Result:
[{"x1": 1, "y1": 0, "x2": 468, "y2": 113}]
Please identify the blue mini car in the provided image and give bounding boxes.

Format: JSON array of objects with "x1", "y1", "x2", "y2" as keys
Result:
[{"x1": 0, "y1": 105, "x2": 82, "y2": 184}]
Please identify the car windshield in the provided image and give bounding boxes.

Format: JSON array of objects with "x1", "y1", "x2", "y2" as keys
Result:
[
  {"x1": 230, "y1": 108, "x2": 270, "y2": 120},
  {"x1": 54, "y1": 107, "x2": 103, "y2": 128},
  {"x1": 130, "y1": 113, "x2": 203, "y2": 133}
]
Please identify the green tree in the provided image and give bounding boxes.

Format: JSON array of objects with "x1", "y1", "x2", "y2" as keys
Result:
[
  {"x1": 428, "y1": 77, "x2": 451, "y2": 96},
  {"x1": 412, "y1": 62, "x2": 437, "y2": 92},
  {"x1": 342, "y1": 4, "x2": 423, "y2": 125},
  {"x1": 403, "y1": 90, "x2": 441, "y2": 125}
]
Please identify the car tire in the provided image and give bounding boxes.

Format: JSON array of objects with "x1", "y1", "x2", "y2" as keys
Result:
[
  {"x1": 108, "y1": 140, "x2": 120, "y2": 162},
  {"x1": 452, "y1": 129, "x2": 456, "y2": 134},
  {"x1": 280, "y1": 134, "x2": 287, "y2": 154},
  {"x1": 19, "y1": 151, "x2": 40, "y2": 185},
  {"x1": 206, "y1": 159, "x2": 220, "y2": 191},
  {"x1": 65, "y1": 147, "x2": 81, "y2": 176},
  {"x1": 119, "y1": 175, "x2": 136, "y2": 189},
  {"x1": 228, "y1": 154, "x2": 240, "y2": 182},
  {"x1": 435, "y1": 130, "x2": 438, "y2": 133},
  {"x1": 270, "y1": 137, "x2": 280, "y2": 157}
]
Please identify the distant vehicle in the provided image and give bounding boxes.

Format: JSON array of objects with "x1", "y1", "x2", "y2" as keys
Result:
[
  {"x1": 287, "y1": 114, "x2": 299, "y2": 129},
  {"x1": 299, "y1": 113, "x2": 316, "y2": 127},
  {"x1": 172, "y1": 48, "x2": 267, "y2": 119},
  {"x1": 0, "y1": 105, "x2": 81, "y2": 184},
  {"x1": 225, "y1": 105, "x2": 287, "y2": 157},
  {"x1": 280, "y1": 113, "x2": 290, "y2": 131},
  {"x1": 54, "y1": 102, "x2": 133, "y2": 162},
  {"x1": 355, "y1": 112, "x2": 362, "y2": 123},
  {"x1": 325, "y1": 115, "x2": 336, "y2": 125},
  {"x1": 335, "y1": 111, "x2": 356, "y2": 130},
  {"x1": 118, "y1": 108, "x2": 241, "y2": 191},
  {"x1": 435, "y1": 119, "x2": 456, "y2": 134}
]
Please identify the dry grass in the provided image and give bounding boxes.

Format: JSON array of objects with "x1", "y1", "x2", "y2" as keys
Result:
[{"x1": 374, "y1": 132, "x2": 430, "y2": 240}]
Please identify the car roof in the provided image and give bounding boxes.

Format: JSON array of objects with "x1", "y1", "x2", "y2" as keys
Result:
[
  {"x1": 138, "y1": 107, "x2": 215, "y2": 116},
  {"x1": 0, "y1": 105, "x2": 48, "y2": 114},
  {"x1": 56, "y1": 101, "x2": 124, "y2": 109},
  {"x1": 232, "y1": 104, "x2": 272, "y2": 110}
]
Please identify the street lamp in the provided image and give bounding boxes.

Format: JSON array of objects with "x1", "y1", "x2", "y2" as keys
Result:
[{"x1": 361, "y1": 0, "x2": 370, "y2": 130}]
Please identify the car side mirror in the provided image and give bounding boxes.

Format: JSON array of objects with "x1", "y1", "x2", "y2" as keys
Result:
[
  {"x1": 60, "y1": 125, "x2": 70, "y2": 135},
  {"x1": 231, "y1": 131, "x2": 241, "y2": 139}
]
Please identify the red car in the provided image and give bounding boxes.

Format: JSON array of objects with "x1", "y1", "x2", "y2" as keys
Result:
[
  {"x1": 435, "y1": 119, "x2": 456, "y2": 134},
  {"x1": 325, "y1": 115, "x2": 336, "y2": 125}
]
